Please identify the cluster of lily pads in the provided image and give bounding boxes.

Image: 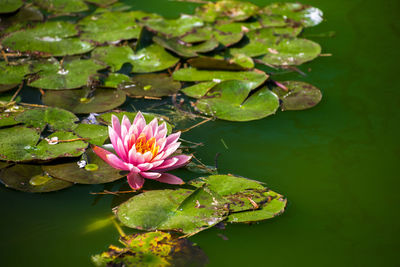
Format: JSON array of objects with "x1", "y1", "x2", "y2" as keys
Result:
[{"x1": 0, "y1": 0, "x2": 327, "y2": 266}]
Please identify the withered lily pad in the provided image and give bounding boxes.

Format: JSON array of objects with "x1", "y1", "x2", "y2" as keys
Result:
[
  {"x1": 262, "y1": 2, "x2": 323, "y2": 28},
  {"x1": 181, "y1": 81, "x2": 218, "y2": 99},
  {"x1": 153, "y1": 36, "x2": 219, "y2": 58},
  {"x1": 0, "y1": 0, "x2": 23, "y2": 14},
  {"x1": 91, "y1": 232, "x2": 208, "y2": 267},
  {"x1": 117, "y1": 187, "x2": 228, "y2": 234},
  {"x1": 33, "y1": 0, "x2": 88, "y2": 14},
  {"x1": 119, "y1": 73, "x2": 181, "y2": 98},
  {"x1": 29, "y1": 58, "x2": 105, "y2": 90},
  {"x1": 0, "y1": 164, "x2": 72, "y2": 193},
  {"x1": 73, "y1": 124, "x2": 109, "y2": 146},
  {"x1": 41, "y1": 87, "x2": 126, "y2": 114},
  {"x1": 196, "y1": 0, "x2": 259, "y2": 22},
  {"x1": 2, "y1": 21, "x2": 94, "y2": 56},
  {"x1": 79, "y1": 11, "x2": 141, "y2": 43},
  {"x1": 43, "y1": 149, "x2": 125, "y2": 184},
  {"x1": 196, "y1": 80, "x2": 279, "y2": 121},
  {"x1": 259, "y1": 38, "x2": 321, "y2": 66},
  {"x1": 173, "y1": 68, "x2": 268, "y2": 89},
  {"x1": 143, "y1": 15, "x2": 203, "y2": 37},
  {"x1": 271, "y1": 81, "x2": 322, "y2": 110}
]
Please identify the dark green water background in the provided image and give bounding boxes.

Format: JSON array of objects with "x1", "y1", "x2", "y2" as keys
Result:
[{"x1": 1, "y1": 0, "x2": 399, "y2": 266}]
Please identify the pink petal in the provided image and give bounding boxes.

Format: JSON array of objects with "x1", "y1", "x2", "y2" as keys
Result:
[
  {"x1": 143, "y1": 151, "x2": 153, "y2": 162},
  {"x1": 141, "y1": 124, "x2": 153, "y2": 140},
  {"x1": 116, "y1": 137, "x2": 128, "y2": 161},
  {"x1": 128, "y1": 147, "x2": 144, "y2": 164},
  {"x1": 111, "y1": 115, "x2": 121, "y2": 137},
  {"x1": 137, "y1": 163, "x2": 153, "y2": 171},
  {"x1": 160, "y1": 142, "x2": 181, "y2": 160},
  {"x1": 121, "y1": 115, "x2": 131, "y2": 132},
  {"x1": 92, "y1": 146, "x2": 129, "y2": 171},
  {"x1": 140, "y1": 171, "x2": 162, "y2": 179},
  {"x1": 150, "y1": 159, "x2": 165, "y2": 168},
  {"x1": 156, "y1": 173, "x2": 184, "y2": 185},
  {"x1": 154, "y1": 155, "x2": 191, "y2": 172},
  {"x1": 133, "y1": 111, "x2": 146, "y2": 134},
  {"x1": 127, "y1": 171, "x2": 144, "y2": 190},
  {"x1": 108, "y1": 126, "x2": 120, "y2": 150},
  {"x1": 155, "y1": 123, "x2": 168, "y2": 140},
  {"x1": 149, "y1": 118, "x2": 158, "y2": 137},
  {"x1": 152, "y1": 151, "x2": 165, "y2": 162},
  {"x1": 165, "y1": 132, "x2": 180, "y2": 146},
  {"x1": 156, "y1": 137, "x2": 167, "y2": 152}
]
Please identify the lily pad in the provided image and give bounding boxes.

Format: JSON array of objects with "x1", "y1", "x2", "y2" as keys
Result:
[
  {"x1": 117, "y1": 187, "x2": 228, "y2": 234},
  {"x1": 2, "y1": 21, "x2": 94, "y2": 56},
  {"x1": 181, "y1": 81, "x2": 218, "y2": 99},
  {"x1": 29, "y1": 58, "x2": 105, "y2": 90},
  {"x1": 262, "y1": 2, "x2": 323, "y2": 28},
  {"x1": 79, "y1": 11, "x2": 141, "y2": 43},
  {"x1": 181, "y1": 27, "x2": 213, "y2": 43},
  {"x1": 0, "y1": 0, "x2": 23, "y2": 14},
  {"x1": 74, "y1": 124, "x2": 109, "y2": 146},
  {"x1": 258, "y1": 14, "x2": 288, "y2": 27},
  {"x1": 85, "y1": 0, "x2": 117, "y2": 6},
  {"x1": 103, "y1": 73, "x2": 131, "y2": 88},
  {"x1": 0, "y1": 6, "x2": 44, "y2": 33},
  {"x1": 143, "y1": 15, "x2": 203, "y2": 37},
  {"x1": 41, "y1": 87, "x2": 126, "y2": 114},
  {"x1": 187, "y1": 57, "x2": 248, "y2": 71},
  {"x1": 153, "y1": 36, "x2": 219, "y2": 58},
  {"x1": 43, "y1": 149, "x2": 125, "y2": 184},
  {"x1": 91, "y1": 232, "x2": 208, "y2": 267},
  {"x1": 271, "y1": 81, "x2": 322, "y2": 110},
  {"x1": 196, "y1": 80, "x2": 279, "y2": 122},
  {"x1": 227, "y1": 190, "x2": 287, "y2": 223},
  {"x1": 195, "y1": 0, "x2": 259, "y2": 22},
  {"x1": 33, "y1": 0, "x2": 88, "y2": 14},
  {"x1": 259, "y1": 38, "x2": 321, "y2": 66},
  {"x1": 119, "y1": 73, "x2": 181, "y2": 98},
  {"x1": 0, "y1": 164, "x2": 73, "y2": 193},
  {"x1": 0, "y1": 106, "x2": 24, "y2": 127},
  {"x1": 0, "y1": 61, "x2": 32, "y2": 88},
  {"x1": 173, "y1": 68, "x2": 268, "y2": 89}
]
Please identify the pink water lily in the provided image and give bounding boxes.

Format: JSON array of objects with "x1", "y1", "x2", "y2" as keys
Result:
[{"x1": 93, "y1": 112, "x2": 191, "y2": 190}]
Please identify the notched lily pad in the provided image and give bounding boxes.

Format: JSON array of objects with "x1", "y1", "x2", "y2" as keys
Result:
[
  {"x1": 181, "y1": 81, "x2": 218, "y2": 99},
  {"x1": 74, "y1": 124, "x2": 109, "y2": 146},
  {"x1": 0, "y1": 164, "x2": 73, "y2": 193},
  {"x1": 196, "y1": 80, "x2": 279, "y2": 122},
  {"x1": 43, "y1": 149, "x2": 125, "y2": 184},
  {"x1": 117, "y1": 187, "x2": 228, "y2": 234},
  {"x1": 119, "y1": 73, "x2": 181, "y2": 98},
  {"x1": 41, "y1": 87, "x2": 126, "y2": 114},
  {"x1": 2, "y1": 21, "x2": 94, "y2": 56},
  {"x1": 153, "y1": 36, "x2": 219, "y2": 58},
  {"x1": 271, "y1": 80, "x2": 322, "y2": 110}
]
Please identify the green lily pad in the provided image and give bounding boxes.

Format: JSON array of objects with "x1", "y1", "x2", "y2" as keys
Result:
[
  {"x1": 0, "y1": 106, "x2": 24, "y2": 127},
  {"x1": 91, "y1": 232, "x2": 208, "y2": 267},
  {"x1": 196, "y1": 80, "x2": 279, "y2": 122},
  {"x1": 0, "y1": 0, "x2": 23, "y2": 14},
  {"x1": 79, "y1": 11, "x2": 141, "y2": 43},
  {"x1": 181, "y1": 27, "x2": 213, "y2": 43},
  {"x1": 119, "y1": 73, "x2": 181, "y2": 98},
  {"x1": 43, "y1": 149, "x2": 125, "y2": 184},
  {"x1": 92, "y1": 44, "x2": 179, "y2": 73},
  {"x1": 117, "y1": 187, "x2": 228, "y2": 234},
  {"x1": 153, "y1": 36, "x2": 219, "y2": 58},
  {"x1": 0, "y1": 126, "x2": 87, "y2": 162},
  {"x1": 0, "y1": 61, "x2": 32, "y2": 88},
  {"x1": 143, "y1": 15, "x2": 203, "y2": 37},
  {"x1": 262, "y1": 2, "x2": 323, "y2": 28},
  {"x1": 103, "y1": 73, "x2": 131, "y2": 88},
  {"x1": 1, "y1": 6, "x2": 44, "y2": 33},
  {"x1": 214, "y1": 30, "x2": 243, "y2": 47},
  {"x1": 29, "y1": 58, "x2": 105, "y2": 90},
  {"x1": 259, "y1": 38, "x2": 321, "y2": 66},
  {"x1": 98, "y1": 111, "x2": 173, "y2": 134},
  {"x1": 187, "y1": 57, "x2": 248, "y2": 71},
  {"x1": 0, "y1": 164, "x2": 73, "y2": 193},
  {"x1": 33, "y1": 0, "x2": 88, "y2": 14},
  {"x1": 41, "y1": 87, "x2": 126, "y2": 114},
  {"x1": 2, "y1": 21, "x2": 94, "y2": 56},
  {"x1": 85, "y1": 0, "x2": 117, "y2": 6},
  {"x1": 74, "y1": 124, "x2": 108, "y2": 146},
  {"x1": 258, "y1": 14, "x2": 288, "y2": 27},
  {"x1": 189, "y1": 174, "x2": 270, "y2": 213},
  {"x1": 14, "y1": 107, "x2": 78, "y2": 131},
  {"x1": 181, "y1": 81, "x2": 218, "y2": 99},
  {"x1": 173, "y1": 68, "x2": 268, "y2": 89},
  {"x1": 227, "y1": 190, "x2": 287, "y2": 223},
  {"x1": 271, "y1": 81, "x2": 322, "y2": 110},
  {"x1": 195, "y1": 0, "x2": 259, "y2": 22}
]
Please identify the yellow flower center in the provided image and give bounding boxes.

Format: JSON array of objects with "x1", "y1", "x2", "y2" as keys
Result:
[{"x1": 135, "y1": 134, "x2": 159, "y2": 158}]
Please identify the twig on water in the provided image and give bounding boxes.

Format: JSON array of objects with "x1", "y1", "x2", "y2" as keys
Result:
[
  {"x1": 9, "y1": 82, "x2": 24, "y2": 103},
  {"x1": 180, "y1": 117, "x2": 213, "y2": 133}
]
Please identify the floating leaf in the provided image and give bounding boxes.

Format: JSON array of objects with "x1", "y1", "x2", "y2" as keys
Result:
[
  {"x1": 117, "y1": 187, "x2": 228, "y2": 234},
  {"x1": 73, "y1": 124, "x2": 109, "y2": 146},
  {"x1": 0, "y1": 61, "x2": 31, "y2": 88},
  {"x1": 79, "y1": 11, "x2": 141, "y2": 43},
  {"x1": 181, "y1": 27, "x2": 213, "y2": 43},
  {"x1": 0, "y1": 6, "x2": 44, "y2": 33},
  {"x1": 173, "y1": 68, "x2": 268, "y2": 89},
  {"x1": 41, "y1": 87, "x2": 126, "y2": 114},
  {"x1": 43, "y1": 149, "x2": 125, "y2": 184},
  {"x1": 119, "y1": 73, "x2": 181, "y2": 98},
  {"x1": 271, "y1": 80, "x2": 322, "y2": 110},
  {"x1": 29, "y1": 58, "x2": 105, "y2": 90},
  {"x1": 2, "y1": 21, "x2": 94, "y2": 56},
  {"x1": 196, "y1": 80, "x2": 279, "y2": 121},
  {"x1": 0, "y1": 164, "x2": 72, "y2": 193},
  {"x1": 195, "y1": 0, "x2": 259, "y2": 22},
  {"x1": 33, "y1": 0, "x2": 88, "y2": 14},
  {"x1": 181, "y1": 81, "x2": 218, "y2": 99},
  {"x1": 187, "y1": 57, "x2": 248, "y2": 71},
  {"x1": 258, "y1": 14, "x2": 288, "y2": 27},
  {"x1": 153, "y1": 36, "x2": 219, "y2": 58},
  {"x1": 92, "y1": 232, "x2": 208, "y2": 267},
  {"x1": 0, "y1": 107, "x2": 24, "y2": 127},
  {"x1": 103, "y1": 73, "x2": 131, "y2": 88},
  {"x1": 144, "y1": 15, "x2": 203, "y2": 37},
  {"x1": 85, "y1": 0, "x2": 117, "y2": 6},
  {"x1": 262, "y1": 2, "x2": 323, "y2": 27},
  {"x1": 0, "y1": 0, "x2": 23, "y2": 14},
  {"x1": 259, "y1": 38, "x2": 321, "y2": 66}
]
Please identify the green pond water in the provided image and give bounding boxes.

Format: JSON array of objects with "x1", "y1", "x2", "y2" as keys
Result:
[{"x1": 1, "y1": 0, "x2": 399, "y2": 266}]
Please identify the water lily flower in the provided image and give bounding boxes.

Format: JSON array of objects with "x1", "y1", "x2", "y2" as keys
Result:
[{"x1": 93, "y1": 112, "x2": 191, "y2": 190}]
